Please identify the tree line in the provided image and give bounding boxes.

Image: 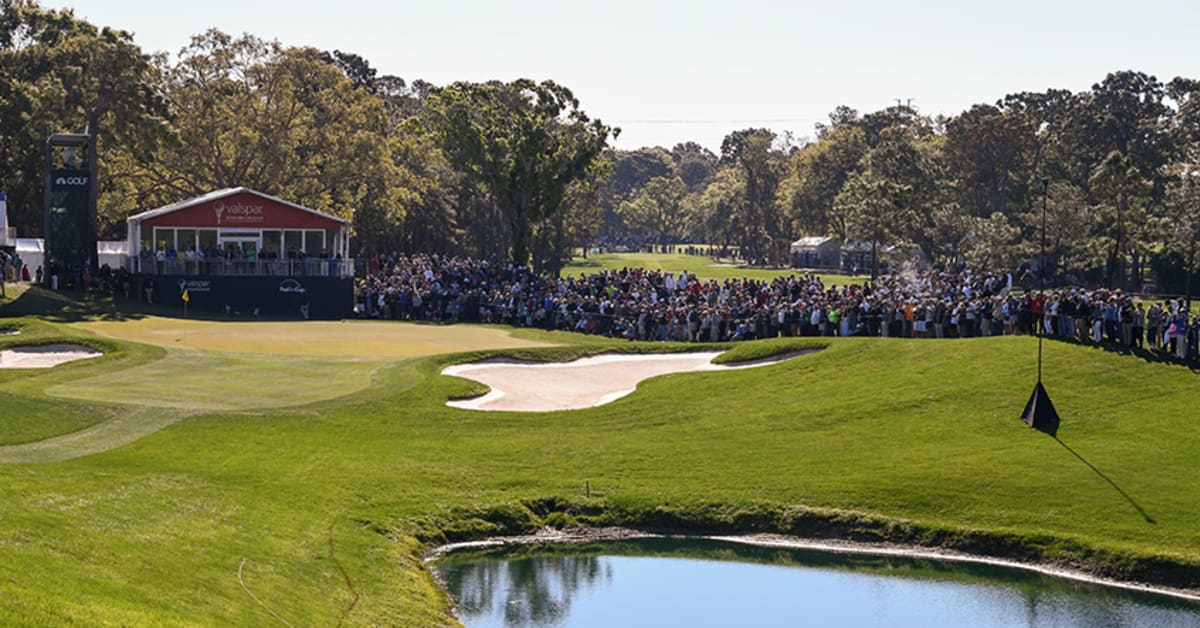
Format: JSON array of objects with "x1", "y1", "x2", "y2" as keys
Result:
[{"x1": 3, "y1": 0, "x2": 1199, "y2": 289}]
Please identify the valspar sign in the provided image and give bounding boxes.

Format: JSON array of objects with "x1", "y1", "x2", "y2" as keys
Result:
[
  {"x1": 213, "y1": 202, "x2": 264, "y2": 225},
  {"x1": 178, "y1": 279, "x2": 213, "y2": 293}
]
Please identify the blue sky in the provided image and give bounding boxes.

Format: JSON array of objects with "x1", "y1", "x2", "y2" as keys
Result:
[{"x1": 58, "y1": 0, "x2": 1200, "y2": 152}]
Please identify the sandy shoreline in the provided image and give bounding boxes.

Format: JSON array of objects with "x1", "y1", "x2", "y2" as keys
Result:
[{"x1": 426, "y1": 526, "x2": 1200, "y2": 603}]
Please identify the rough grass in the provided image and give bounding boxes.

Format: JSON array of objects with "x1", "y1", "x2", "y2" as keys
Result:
[
  {"x1": 1, "y1": 313, "x2": 1199, "y2": 625},
  {"x1": 563, "y1": 251, "x2": 857, "y2": 284}
]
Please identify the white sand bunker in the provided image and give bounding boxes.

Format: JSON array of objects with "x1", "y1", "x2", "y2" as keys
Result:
[
  {"x1": 443, "y1": 350, "x2": 813, "y2": 412},
  {"x1": 0, "y1": 344, "x2": 103, "y2": 369},
  {"x1": 0, "y1": 328, "x2": 19, "y2": 336}
]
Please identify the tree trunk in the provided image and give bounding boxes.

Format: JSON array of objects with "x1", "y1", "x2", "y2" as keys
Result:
[
  {"x1": 870, "y1": 239, "x2": 879, "y2": 282},
  {"x1": 1105, "y1": 244, "x2": 1119, "y2": 290},
  {"x1": 508, "y1": 204, "x2": 531, "y2": 266},
  {"x1": 1187, "y1": 244, "x2": 1196, "y2": 311},
  {"x1": 1131, "y1": 250, "x2": 1143, "y2": 293}
]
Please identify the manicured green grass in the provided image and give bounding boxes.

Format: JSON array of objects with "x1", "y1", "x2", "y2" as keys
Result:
[
  {"x1": 49, "y1": 348, "x2": 394, "y2": 411},
  {"x1": 1, "y1": 308, "x2": 1199, "y2": 625},
  {"x1": 563, "y1": 252, "x2": 859, "y2": 285},
  {"x1": 0, "y1": 317, "x2": 144, "y2": 445}
]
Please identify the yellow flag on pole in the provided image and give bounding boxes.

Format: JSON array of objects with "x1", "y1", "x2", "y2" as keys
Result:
[{"x1": 182, "y1": 289, "x2": 190, "y2": 303}]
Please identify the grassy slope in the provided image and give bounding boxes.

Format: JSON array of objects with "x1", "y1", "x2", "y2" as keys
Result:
[
  {"x1": 0, "y1": 319, "x2": 1198, "y2": 624},
  {"x1": 0, "y1": 317, "x2": 150, "y2": 444},
  {"x1": 563, "y1": 252, "x2": 858, "y2": 285}
]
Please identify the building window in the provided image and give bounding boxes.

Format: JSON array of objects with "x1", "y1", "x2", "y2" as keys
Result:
[
  {"x1": 177, "y1": 229, "x2": 196, "y2": 253},
  {"x1": 154, "y1": 228, "x2": 175, "y2": 252},
  {"x1": 305, "y1": 230, "x2": 324, "y2": 256},
  {"x1": 263, "y1": 230, "x2": 282, "y2": 259},
  {"x1": 284, "y1": 230, "x2": 303, "y2": 257}
]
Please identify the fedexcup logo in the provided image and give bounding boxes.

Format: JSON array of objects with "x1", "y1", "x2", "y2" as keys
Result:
[
  {"x1": 55, "y1": 176, "x2": 88, "y2": 186},
  {"x1": 279, "y1": 279, "x2": 306, "y2": 294}
]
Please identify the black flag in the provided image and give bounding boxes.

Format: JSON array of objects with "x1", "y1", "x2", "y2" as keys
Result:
[{"x1": 1021, "y1": 382, "x2": 1060, "y2": 437}]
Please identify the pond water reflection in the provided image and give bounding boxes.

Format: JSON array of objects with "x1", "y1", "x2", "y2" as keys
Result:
[{"x1": 433, "y1": 538, "x2": 1200, "y2": 627}]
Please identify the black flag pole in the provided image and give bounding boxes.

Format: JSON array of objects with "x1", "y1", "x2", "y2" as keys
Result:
[{"x1": 1022, "y1": 178, "x2": 1061, "y2": 436}]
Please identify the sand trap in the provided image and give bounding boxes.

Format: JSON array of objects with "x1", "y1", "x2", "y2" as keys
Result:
[
  {"x1": 0, "y1": 344, "x2": 103, "y2": 369},
  {"x1": 443, "y1": 350, "x2": 813, "y2": 412},
  {"x1": 0, "y1": 328, "x2": 19, "y2": 336}
]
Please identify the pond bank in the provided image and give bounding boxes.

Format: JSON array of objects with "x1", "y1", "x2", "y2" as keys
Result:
[
  {"x1": 419, "y1": 500, "x2": 1200, "y2": 605},
  {"x1": 427, "y1": 525, "x2": 1200, "y2": 604}
]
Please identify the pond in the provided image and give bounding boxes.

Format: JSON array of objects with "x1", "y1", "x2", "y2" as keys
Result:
[{"x1": 433, "y1": 538, "x2": 1200, "y2": 627}]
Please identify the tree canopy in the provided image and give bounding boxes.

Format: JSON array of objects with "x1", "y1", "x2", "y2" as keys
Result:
[
  {"x1": 3, "y1": 0, "x2": 1200, "y2": 286},
  {"x1": 420, "y1": 79, "x2": 614, "y2": 267}
]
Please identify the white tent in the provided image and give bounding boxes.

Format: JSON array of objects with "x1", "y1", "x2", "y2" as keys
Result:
[
  {"x1": 9, "y1": 239, "x2": 127, "y2": 276},
  {"x1": 14, "y1": 238, "x2": 43, "y2": 275},
  {"x1": 789, "y1": 236, "x2": 841, "y2": 268}
]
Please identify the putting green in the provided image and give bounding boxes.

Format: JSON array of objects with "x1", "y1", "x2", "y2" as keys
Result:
[
  {"x1": 46, "y1": 347, "x2": 388, "y2": 411},
  {"x1": 59, "y1": 318, "x2": 552, "y2": 411},
  {"x1": 75, "y1": 317, "x2": 553, "y2": 357},
  {"x1": 0, "y1": 318, "x2": 556, "y2": 462}
]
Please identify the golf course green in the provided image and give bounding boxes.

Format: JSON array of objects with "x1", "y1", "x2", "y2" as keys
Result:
[
  {"x1": 1, "y1": 287, "x2": 1198, "y2": 625},
  {"x1": 562, "y1": 250, "x2": 857, "y2": 284}
]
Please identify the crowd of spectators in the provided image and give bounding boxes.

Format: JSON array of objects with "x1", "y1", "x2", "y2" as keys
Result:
[
  {"x1": 356, "y1": 253, "x2": 1200, "y2": 362},
  {"x1": 135, "y1": 243, "x2": 346, "y2": 277}
]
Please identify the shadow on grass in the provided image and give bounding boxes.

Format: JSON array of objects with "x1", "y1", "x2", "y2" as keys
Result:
[
  {"x1": 1055, "y1": 437, "x2": 1156, "y2": 524},
  {"x1": 0, "y1": 286, "x2": 144, "y2": 322},
  {"x1": 1047, "y1": 336, "x2": 1200, "y2": 373},
  {"x1": 0, "y1": 285, "x2": 323, "y2": 324}
]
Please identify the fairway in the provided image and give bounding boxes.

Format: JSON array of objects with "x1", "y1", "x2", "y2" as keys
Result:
[
  {"x1": 0, "y1": 317, "x2": 555, "y2": 463},
  {"x1": 76, "y1": 317, "x2": 553, "y2": 356},
  {"x1": 2, "y1": 311, "x2": 1200, "y2": 625},
  {"x1": 563, "y1": 251, "x2": 857, "y2": 284}
]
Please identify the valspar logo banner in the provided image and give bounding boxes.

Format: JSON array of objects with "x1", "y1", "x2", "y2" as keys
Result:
[
  {"x1": 213, "y1": 202, "x2": 264, "y2": 225},
  {"x1": 178, "y1": 279, "x2": 213, "y2": 293}
]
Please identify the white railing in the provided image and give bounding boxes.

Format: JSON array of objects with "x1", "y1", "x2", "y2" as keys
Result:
[{"x1": 129, "y1": 256, "x2": 355, "y2": 278}]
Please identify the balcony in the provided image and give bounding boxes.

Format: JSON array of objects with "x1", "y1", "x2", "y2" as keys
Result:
[{"x1": 129, "y1": 255, "x2": 355, "y2": 279}]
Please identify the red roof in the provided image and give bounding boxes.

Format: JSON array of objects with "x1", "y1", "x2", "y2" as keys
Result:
[{"x1": 127, "y1": 188, "x2": 349, "y2": 230}]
